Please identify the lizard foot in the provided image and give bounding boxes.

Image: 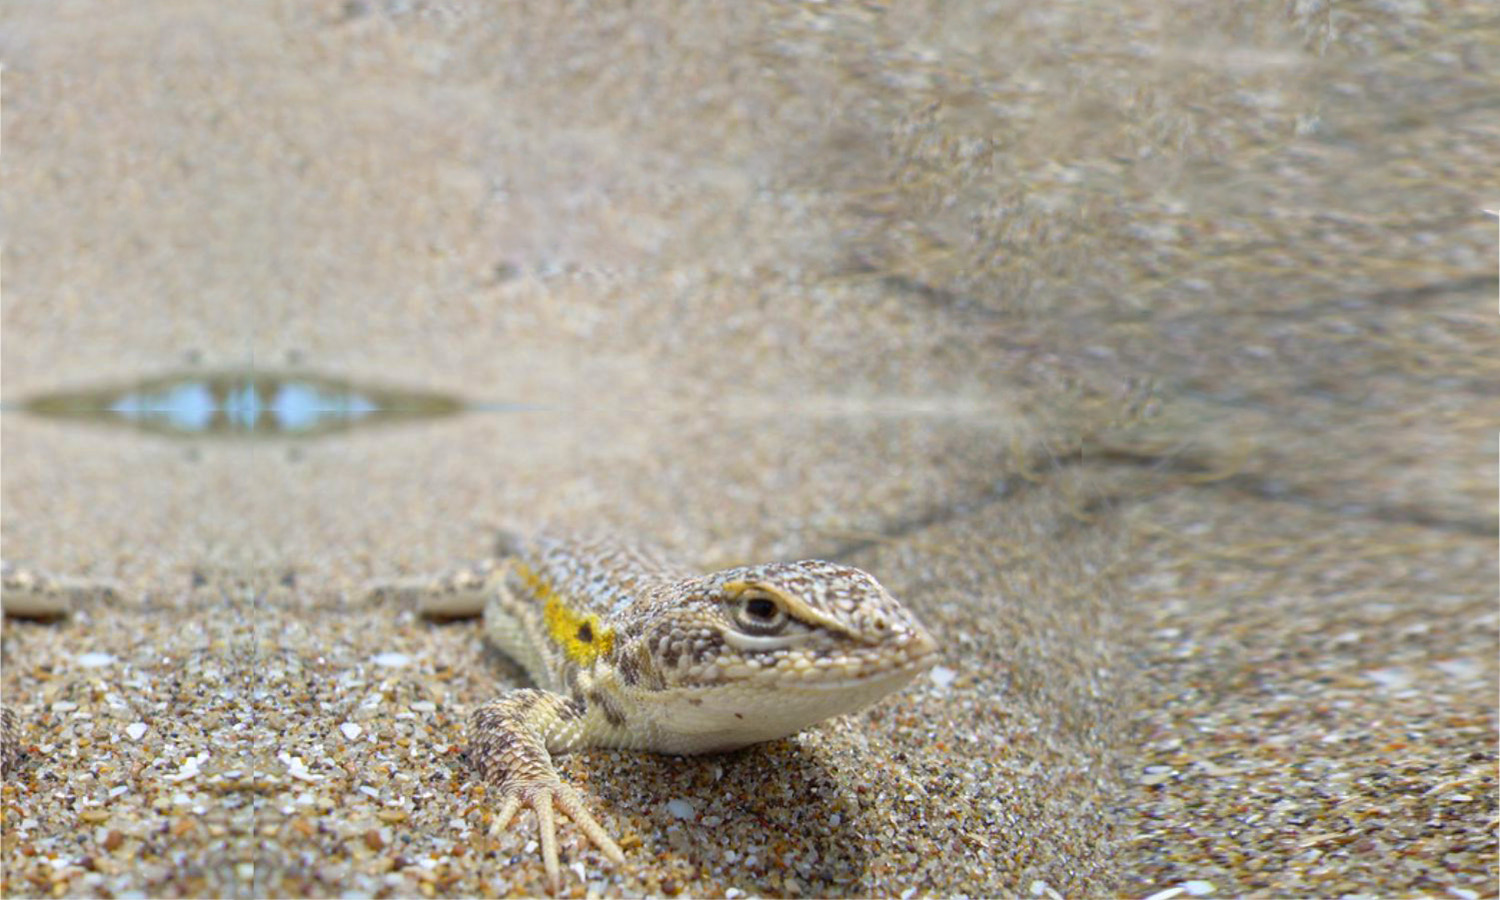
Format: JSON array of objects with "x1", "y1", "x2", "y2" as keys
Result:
[{"x1": 490, "y1": 778, "x2": 625, "y2": 893}]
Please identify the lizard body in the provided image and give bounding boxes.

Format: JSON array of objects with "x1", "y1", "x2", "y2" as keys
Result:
[{"x1": 384, "y1": 532, "x2": 938, "y2": 891}]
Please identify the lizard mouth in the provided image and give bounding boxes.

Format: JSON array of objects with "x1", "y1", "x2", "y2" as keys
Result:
[
  {"x1": 792, "y1": 654, "x2": 936, "y2": 692},
  {"x1": 681, "y1": 626, "x2": 938, "y2": 691},
  {"x1": 777, "y1": 630, "x2": 939, "y2": 692}
]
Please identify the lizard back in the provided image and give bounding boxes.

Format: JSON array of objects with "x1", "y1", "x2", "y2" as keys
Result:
[{"x1": 485, "y1": 532, "x2": 692, "y2": 692}]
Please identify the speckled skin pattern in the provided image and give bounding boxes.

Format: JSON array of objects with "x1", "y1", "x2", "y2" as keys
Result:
[
  {"x1": 0, "y1": 704, "x2": 17, "y2": 776},
  {"x1": 399, "y1": 532, "x2": 938, "y2": 892}
]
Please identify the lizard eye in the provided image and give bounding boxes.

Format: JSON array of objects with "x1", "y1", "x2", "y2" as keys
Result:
[{"x1": 733, "y1": 591, "x2": 789, "y2": 635}]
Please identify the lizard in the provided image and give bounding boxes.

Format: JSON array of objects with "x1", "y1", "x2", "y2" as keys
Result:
[
  {"x1": 373, "y1": 531, "x2": 939, "y2": 892},
  {"x1": 0, "y1": 704, "x2": 16, "y2": 777}
]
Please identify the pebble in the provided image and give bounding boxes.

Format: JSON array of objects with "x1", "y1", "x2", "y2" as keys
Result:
[
  {"x1": 371, "y1": 652, "x2": 412, "y2": 668},
  {"x1": 164, "y1": 753, "x2": 209, "y2": 782},
  {"x1": 929, "y1": 666, "x2": 957, "y2": 689},
  {"x1": 75, "y1": 652, "x2": 116, "y2": 668},
  {"x1": 1362, "y1": 667, "x2": 1411, "y2": 690},
  {"x1": 1029, "y1": 881, "x2": 1062, "y2": 900},
  {"x1": 1433, "y1": 659, "x2": 1480, "y2": 681},
  {"x1": 666, "y1": 798, "x2": 695, "y2": 820},
  {"x1": 1183, "y1": 880, "x2": 1216, "y2": 896},
  {"x1": 279, "y1": 752, "x2": 324, "y2": 783},
  {"x1": 125, "y1": 722, "x2": 148, "y2": 741},
  {"x1": 340, "y1": 722, "x2": 362, "y2": 741}
]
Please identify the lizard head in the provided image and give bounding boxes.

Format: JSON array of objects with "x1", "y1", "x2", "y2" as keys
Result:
[
  {"x1": 701, "y1": 561, "x2": 937, "y2": 679},
  {"x1": 619, "y1": 560, "x2": 937, "y2": 749}
]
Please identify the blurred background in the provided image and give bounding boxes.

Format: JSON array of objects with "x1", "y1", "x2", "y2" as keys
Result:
[{"x1": 2, "y1": 2, "x2": 1495, "y2": 897}]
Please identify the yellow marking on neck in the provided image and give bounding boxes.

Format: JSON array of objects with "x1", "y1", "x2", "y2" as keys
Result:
[{"x1": 516, "y1": 562, "x2": 616, "y2": 667}]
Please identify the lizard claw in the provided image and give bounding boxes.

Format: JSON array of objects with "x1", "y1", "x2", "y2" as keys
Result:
[{"x1": 490, "y1": 779, "x2": 625, "y2": 893}]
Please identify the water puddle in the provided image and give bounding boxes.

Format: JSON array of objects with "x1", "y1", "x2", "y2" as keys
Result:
[{"x1": 18, "y1": 371, "x2": 467, "y2": 439}]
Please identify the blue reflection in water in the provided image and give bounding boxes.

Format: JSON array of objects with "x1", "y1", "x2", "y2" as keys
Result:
[
  {"x1": 25, "y1": 370, "x2": 464, "y2": 439},
  {"x1": 111, "y1": 383, "x2": 217, "y2": 431},
  {"x1": 271, "y1": 383, "x2": 377, "y2": 431},
  {"x1": 225, "y1": 383, "x2": 259, "y2": 430},
  {"x1": 89, "y1": 375, "x2": 408, "y2": 435}
]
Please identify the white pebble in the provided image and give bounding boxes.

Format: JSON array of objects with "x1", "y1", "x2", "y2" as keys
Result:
[
  {"x1": 901, "y1": 888, "x2": 917, "y2": 900},
  {"x1": 1184, "y1": 881, "x2": 1216, "y2": 897},
  {"x1": 125, "y1": 722, "x2": 148, "y2": 742},
  {"x1": 725, "y1": 890, "x2": 743, "y2": 899},
  {"x1": 278, "y1": 751, "x2": 324, "y2": 783},
  {"x1": 340, "y1": 722, "x2": 362, "y2": 741},
  {"x1": 164, "y1": 752, "x2": 210, "y2": 782},
  {"x1": 666, "y1": 798, "x2": 695, "y2": 820},
  {"x1": 52, "y1": 701, "x2": 78, "y2": 713},
  {"x1": 929, "y1": 665, "x2": 957, "y2": 689},
  {"x1": 1448, "y1": 889, "x2": 1479, "y2": 900},
  {"x1": 371, "y1": 652, "x2": 411, "y2": 668},
  {"x1": 76, "y1": 652, "x2": 116, "y2": 668},
  {"x1": 1434, "y1": 658, "x2": 1480, "y2": 681},
  {"x1": 410, "y1": 701, "x2": 437, "y2": 713},
  {"x1": 164, "y1": 764, "x2": 199, "y2": 782},
  {"x1": 1363, "y1": 666, "x2": 1411, "y2": 690},
  {"x1": 1143, "y1": 889, "x2": 1185, "y2": 900}
]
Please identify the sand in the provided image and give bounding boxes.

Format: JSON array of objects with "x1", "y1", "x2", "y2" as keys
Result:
[{"x1": 2, "y1": 2, "x2": 1495, "y2": 897}]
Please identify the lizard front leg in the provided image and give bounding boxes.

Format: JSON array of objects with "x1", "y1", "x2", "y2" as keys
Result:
[{"x1": 469, "y1": 688, "x2": 625, "y2": 892}]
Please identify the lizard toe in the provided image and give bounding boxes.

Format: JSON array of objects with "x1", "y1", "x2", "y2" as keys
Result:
[{"x1": 489, "y1": 778, "x2": 623, "y2": 894}]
